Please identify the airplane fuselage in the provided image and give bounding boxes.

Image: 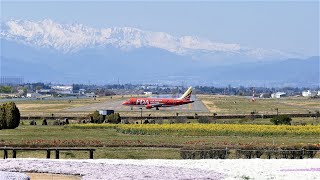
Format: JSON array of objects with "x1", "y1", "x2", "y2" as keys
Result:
[
  {"x1": 122, "y1": 97, "x2": 194, "y2": 109},
  {"x1": 122, "y1": 87, "x2": 194, "y2": 109}
]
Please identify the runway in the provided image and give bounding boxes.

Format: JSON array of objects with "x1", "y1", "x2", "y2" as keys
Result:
[{"x1": 66, "y1": 96, "x2": 209, "y2": 112}]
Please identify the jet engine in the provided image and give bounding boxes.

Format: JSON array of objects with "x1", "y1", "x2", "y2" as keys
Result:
[{"x1": 145, "y1": 104, "x2": 153, "y2": 109}]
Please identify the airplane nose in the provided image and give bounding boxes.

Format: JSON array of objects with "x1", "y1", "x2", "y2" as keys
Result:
[{"x1": 122, "y1": 101, "x2": 129, "y2": 105}]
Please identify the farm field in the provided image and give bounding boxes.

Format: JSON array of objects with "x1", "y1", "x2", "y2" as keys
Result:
[
  {"x1": 198, "y1": 95, "x2": 320, "y2": 115},
  {"x1": 1, "y1": 123, "x2": 319, "y2": 159}
]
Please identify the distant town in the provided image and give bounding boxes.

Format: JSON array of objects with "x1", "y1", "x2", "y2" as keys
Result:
[{"x1": 0, "y1": 80, "x2": 319, "y2": 100}]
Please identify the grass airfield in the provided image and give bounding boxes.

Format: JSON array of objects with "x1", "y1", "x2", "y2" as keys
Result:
[{"x1": 1, "y1": 122, "x2": 320, "y2": 159}]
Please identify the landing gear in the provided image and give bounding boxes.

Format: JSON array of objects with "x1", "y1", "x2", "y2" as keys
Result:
[{"x1": 156, "y1": 107, "x2": 159, "y2": 110}]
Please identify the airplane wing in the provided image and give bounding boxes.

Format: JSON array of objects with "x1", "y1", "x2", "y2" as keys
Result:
[{"x1": 152, "y1": 103, "x2": 165, "y2": 107}]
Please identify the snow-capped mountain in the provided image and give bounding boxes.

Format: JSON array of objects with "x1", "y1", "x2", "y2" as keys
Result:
[
  {"x1": 1, "y1": 19, "x2": 318, "y2": 86},
  {"x1": 0, "y1": 19, "x2": 299, "y2": 60}
]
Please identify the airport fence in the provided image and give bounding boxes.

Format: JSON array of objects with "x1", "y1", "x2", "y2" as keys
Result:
[{"x1": 20, "y1": 113, "x2": 318, "y2": 120}]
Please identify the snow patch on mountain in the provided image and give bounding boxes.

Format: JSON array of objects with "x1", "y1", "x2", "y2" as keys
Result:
[{"x1": 1, "y1": 19, "x2": 298, "y2": 59}]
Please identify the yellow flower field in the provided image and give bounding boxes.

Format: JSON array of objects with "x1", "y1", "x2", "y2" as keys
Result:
[{"x1": 67, "y1": 123, "x2": 320, "y2": 136}]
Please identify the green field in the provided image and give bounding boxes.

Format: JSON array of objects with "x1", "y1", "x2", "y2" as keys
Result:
[{"x1": 1, "y1": 122, "x2": 319, "y2": 159}]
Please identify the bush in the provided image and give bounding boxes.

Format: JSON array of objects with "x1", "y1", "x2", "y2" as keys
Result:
[
  {"x1": 194, "y1": 113, "x2": 198, "y2": 119},
  {"x1": 175, "y1": 117, "x2": 186, "y2": 124},
  {"x1": 107, "y1": 113, "x2": 121, "y2": 124},
  {"x1": 122, "y1": 119, "x2": 130, "y2": 124},
  {"x1": 0, "y1": 106, "x2": 5, "y2": 130},
  {"x1": 0, "y1": 102, "x2": 20, "y2": 129},
  {"x1": 270, "y1": 115, "x2": 292, "y2": 125},
  {"x1": 198, "y1": 116, "x2": 211, "y2": 124},
  {"x1": 29, "y1": 120, "x2": 37, "y2": 125},
  {"x1": 155, "y1": 119, "x2": 163, "y2": 124},
  {"x1": 149, "y1": 119, "x2": 156, "y2": 124},
  {"x1": 90, "y1": 110, "x2": 104, "y2": 123},
  {"x1": 42, "y1": 119, "x2": 48, "y2": 125},
  {"x1": 53, "y1": 120, "x2": 60, "y2": 126},
  {"x1": 236, "y1": 146, "x2": 265, "y2": 159},
  {"x1": 303, "y1": 144, "x2": 319, "y2": 158},
  {"x1": 53, "y1": 120, "x2": 65, "y2": 126},
  {"x1": 65, "y1": 118, "x2": 69, "y2": 124},
  {"x1": 180, "y1": 146, "x2": 229, "y2": 159},
  {"x1": 279, "y1": 145, "x2": 304, "y2": 159}
]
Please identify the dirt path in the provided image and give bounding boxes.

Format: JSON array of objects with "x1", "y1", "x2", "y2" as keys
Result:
[{"x1": 26, "y1": 173, "x2": 80, "y2": 180}]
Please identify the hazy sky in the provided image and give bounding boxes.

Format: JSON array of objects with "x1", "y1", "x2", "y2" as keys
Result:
[{"x1": 1, "y1": 1, "x2": 319, "y2": 56}]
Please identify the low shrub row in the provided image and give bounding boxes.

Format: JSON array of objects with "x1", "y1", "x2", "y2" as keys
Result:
[
  {"x1": 65, "y1": 123, "x2": 117, "y2": 129},
  {"x1": 180, "y1": 146, "x2": 229, "y2": 159},
  {"x1": 180, "y1": 144, "x2": 320, "y2": 159}
]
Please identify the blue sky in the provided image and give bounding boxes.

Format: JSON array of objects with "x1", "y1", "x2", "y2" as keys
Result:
[{"x1": 1, "y1": 1, "x2": 319, "y2": 56}]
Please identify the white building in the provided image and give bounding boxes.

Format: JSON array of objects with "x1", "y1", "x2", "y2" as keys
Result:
[
  {"x1": 259, "y1": 93, "x2": 271, "y2": 98},
  {"x1": 26, "y1": 93, "x2": 42, "y2": 98},
  {"x1": 51, "y1": 85, "x2": 73, "y2": 91},
  {"x1": 36, "y1": 89, "x2": 52, "y2": 94},
  {"x1": 302, "y1": 90, "x2": 317, "y2": 97},
  {"x1": 99, "y1": 110, "x2": 114, "y2": 115},
  {"x1": 85, "y1": 92, "x2": 96, "y2": 97},
  {"x1": 144, "y1": 92, "x2": 152, "y2": 95},
  {"x1": 51, "y1": 85, "x2": 73, "y2": 94},
  {"x1": 271, "y1": 92, "x2": 286, "y2": 98},
  {"x1": 79, "y1": 89, "x2": 85, "y2": 95}
]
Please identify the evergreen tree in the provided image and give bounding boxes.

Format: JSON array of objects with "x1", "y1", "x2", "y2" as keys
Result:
[
  {"x1": 90, "y1": 110, "x2": 104, "y2": 123},
  {"x1": 107, "y1": 113, "x2": 121, "y2": 124},
  {"x1": 4, "y1": 102, "x2": 21, "y2": 129},
  {"x1": 0, "y1": 105, "x2": 5, "y2": 129}
]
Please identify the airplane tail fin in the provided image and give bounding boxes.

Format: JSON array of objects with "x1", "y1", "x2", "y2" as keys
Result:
[{"x1": 178, "y1": 87, "x2": 192, "y2": 101}]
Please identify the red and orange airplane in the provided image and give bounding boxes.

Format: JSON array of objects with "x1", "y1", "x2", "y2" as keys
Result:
[{"x1": 122, "y1": 87, "x2": 194, "y2": 110}]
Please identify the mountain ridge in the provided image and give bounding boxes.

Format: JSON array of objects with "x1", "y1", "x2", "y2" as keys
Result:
[
  {"x1": 0, "y1": 19, "x2": 318, "y2": 86},
  {"x1": 0, "y1": 37, "x2": 318, "y2": 86},
  {"x1": 1, "y1": 19, "x2": 301, "y2": 60}
]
